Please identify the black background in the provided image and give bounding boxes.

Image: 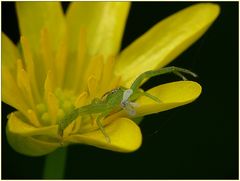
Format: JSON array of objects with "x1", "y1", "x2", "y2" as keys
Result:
[{"x1": 1, "y1": 2, "x2": 238, "y2": 179}]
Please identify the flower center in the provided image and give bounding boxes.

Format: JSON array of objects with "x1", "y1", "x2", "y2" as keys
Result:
[
  {"x1": 36, "y1": 88, "x2": 76, "y2": 126},
  {"x1": 14, "y1": 33, "x2": 123, "y2": 135}
]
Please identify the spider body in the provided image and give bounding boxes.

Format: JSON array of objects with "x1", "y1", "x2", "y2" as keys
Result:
[{"x1": 58, "y1": 66, "x2": 197, "y2": 142}]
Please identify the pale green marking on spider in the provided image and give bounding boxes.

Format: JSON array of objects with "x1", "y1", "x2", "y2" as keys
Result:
[{"x1": 58, "y1": 66, "x2": 197, "y2": 143}]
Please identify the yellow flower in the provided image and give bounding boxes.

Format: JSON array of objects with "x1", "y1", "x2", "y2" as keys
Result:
[{"x1": 2, "y1": 2, "x2": 219, "y2": 156}]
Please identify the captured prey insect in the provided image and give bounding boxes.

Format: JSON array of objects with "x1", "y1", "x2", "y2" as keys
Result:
[{"x1": 58, "y1": 66, "x2": 197, "y2": 143}]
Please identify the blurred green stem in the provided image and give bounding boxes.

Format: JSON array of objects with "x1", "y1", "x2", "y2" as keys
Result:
[{"x1": 43, "y1": 147, "x2": 67, "y2": 179}]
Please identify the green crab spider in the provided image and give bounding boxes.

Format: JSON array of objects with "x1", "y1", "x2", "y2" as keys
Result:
[{"x1": 58, "y1": 66, "x2": 197, "y2": 143}]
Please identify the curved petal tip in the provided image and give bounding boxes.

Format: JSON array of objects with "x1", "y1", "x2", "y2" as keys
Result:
[{"x1": 135, "y1": 81, "x2": 202, "y2": 117}]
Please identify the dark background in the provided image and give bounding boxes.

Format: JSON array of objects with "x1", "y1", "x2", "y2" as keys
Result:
[{"x1": 1, "y1": 2, "x2": 238, "y2": 179}]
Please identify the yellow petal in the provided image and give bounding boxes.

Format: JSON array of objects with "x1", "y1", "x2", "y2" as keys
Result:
[
  {"x1": 27, "y1": 110, "x2": 41, "y2": 127},
  {"x1": 16, "y1": 2, "x2": 66, "y2": 55},
  {"x1": 2, "y1": 67, "x2": 29, "y2": 116},
  {"x1": 54, "y1": 29, "x2": 68, "y2": 87},
  {"x1": 74, "y1": 91, "x2": 88, "y2": 108},
  {"x1": 115, "y1": 3, "x2": 220, "y2": 86},
  {"x1": 20, "y1": 36, "x2": 41, "y2": 102},
  {"x1": 7, "y1": 112, "x2": 58, "y2": 137},
  {"x1": 135, "y1": 81, "x2": 202, "y2": 117},
  {"x1": 65, "y1": 118, "x2": 142, "y2": 152},
  {"x1": 2, "y1": 33, "x2": 20, "y2": 75},
  {"x1": 2, "y1": 33, "x2": 29, "y2": 113},
  {"x1": 66, "y1": 2, "x2": 130, "y2": 57},
  {"x1": 65, "y1": 28, "x2": 87, "y2": 91},
  {"x1": 6, "y1": 112, "x2": 60, "y2": 156},
  {"x1": 16, "y1": 59, "x2": 36, "y2": 108},
  {"x1": 6, "y1": 129, "x2": 60, "y2": 156}
]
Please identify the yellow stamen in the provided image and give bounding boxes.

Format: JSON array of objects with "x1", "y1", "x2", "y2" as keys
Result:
[
  {"x1": 82, "y1": 55, "x2": 103, "y2": 92},
  {"x1": 62, "y1": 119, "x2": 76, "y2": 137},
  {"x1": 44, "y1": 71, "x2": 58, "y2": 124},
  {"x1": 44, "y1": 71, "x2": 54, "y2": 94},
  {"x1": 40, "y1": 28, "x2": 54, "y2": 76},
  {"x1": 16, "y1": 59, "x2": 35, "y2": 109},
  {"x1": 71, "y1": 117, "x2": 82, "y2": 134},
  {"x1": 46, "y1": 92, "x2": 59, "y2": 125},
  {"x1": 20, "y1": 36, "x2": 41, "y2": 102},
  {"x1": 27, "y1": 109, "x2": 41, "y2": 127},
  {"x1": 87, "y1": 75, "x2": 97, "y2": 99},
  {"x1": 2, "y1": 67, "x2": 29, "y2": 116},
  {"x1": 74, "y1": 91, "x2": 88, "y2": 108}
]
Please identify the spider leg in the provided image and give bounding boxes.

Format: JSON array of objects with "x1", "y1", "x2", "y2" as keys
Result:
[
  {"x1": 96, "y1": 112, "x2": 111, "y2": 143},
  {"x1": 141, "y1": 91, "x2": 161, "y2": 103}
]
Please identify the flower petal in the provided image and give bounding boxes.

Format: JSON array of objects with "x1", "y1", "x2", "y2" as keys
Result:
[
  {"x1": 6, "y1": 129, "x2": 60, "y2": 156},
  {"x1": 2, "y1": 66, "x2": 30, "y2": 115},
  {"x1": 65, "y1": 118, "x2": 142, "y2": 152},
  {"x1": 16, "y1": 2, "x2": 66, "y2": 54},
  {"x1": 2, "y1": 33, "x2": 29, "y2": 113},
  {"x1": 7, "y1": 112, "x2": 58, "y2": 137},
  {"x1": 66, "y1": 2, "x2": 130, "y2": 57},
  {"x1": 2, "y1": 33, "x2": 20, "y2": 75},
  {"x1": 6, "y1": 112, "x2": 60, "y2": 156},
  {"x1": 135, "y1": 81, "x2": 202, "y2": 117},
  {"x1": 115, "y1": 3, "x2": 220, "y2": 86}
]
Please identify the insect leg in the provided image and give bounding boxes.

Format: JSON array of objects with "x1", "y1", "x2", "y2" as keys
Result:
[
  {"x1": 130, "y1": 89, "x2": 161, "y2": 103},
  {"x1": 141, "y1": 91, "x2": 161, "y2": 103},
  {"x1": 130, "y1": 66, "x2": 197, "y2": 92},
  {"x1": 58, "y1": 108, "x2": 80, "y2": 136},
  {"x1": 96, "y1": 112, "x2": 111, "y2": 143},
  {"x1": 172, "y1": 71, "x2": 187, "y2": 80}
]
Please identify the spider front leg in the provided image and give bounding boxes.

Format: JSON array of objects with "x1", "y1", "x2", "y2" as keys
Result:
[
  {"x1": 130, "y1": 66, "x2": 197, "y2": 92},
  {"x1": 124, "y1": 66, "x2": 198, "y2": 108}
]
